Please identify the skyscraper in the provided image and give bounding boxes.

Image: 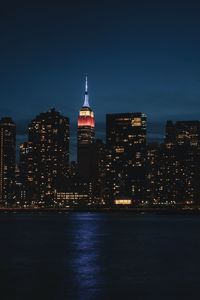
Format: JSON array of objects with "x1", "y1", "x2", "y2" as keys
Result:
[
  {"x1": 106, "y1": 113, "x2": 147, "y2": 204},
  {"x1": 147, "y1": 121, "x2": 200, "y2": 206},
  {"x1": 19, "y1": 109, "x2": 69, "y2": 205},
  {"x1": 77, "y1": 77, "x2": 95, "y2": 180},
  {"x1": 19, "y1": 141, "x2": 35, "y2": 204},
  {"x1": 0, "y1": 117, "x2": 16, "y2": 206}
]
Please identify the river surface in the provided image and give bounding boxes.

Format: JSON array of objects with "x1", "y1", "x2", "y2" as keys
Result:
[{"x1": 0, "y1": 212, "x2": 200, "y2": 300}]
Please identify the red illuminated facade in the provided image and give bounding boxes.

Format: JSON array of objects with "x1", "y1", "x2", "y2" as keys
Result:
[{"x1": 78, "y1": 108, "x2": 95, "y2": 128}]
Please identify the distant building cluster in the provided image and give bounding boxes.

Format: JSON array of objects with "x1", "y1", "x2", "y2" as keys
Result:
[{"x1": 0, "y1": 78, "x2": 200, "y2": 208}]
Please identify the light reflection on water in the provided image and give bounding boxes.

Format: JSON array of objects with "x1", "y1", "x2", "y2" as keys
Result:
[{"x1": 69, "y1": 214, "x2": 104, "y2": 299}]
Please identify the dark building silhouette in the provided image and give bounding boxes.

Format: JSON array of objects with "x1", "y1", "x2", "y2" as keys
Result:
[
  {"x1": 0, "y1": 117, "x2": 16, "y2": 205},
  {"x1": 19, "y1": 142, "x2": 35, "y2": 204},
  {"x1": 165, "y1": 120, "x2": 200, "y2": 147},
  {"x1": 77, "y1": 77, "x2": 95, "y2": 180},
  {"x1": 54, "y1": 138, "x2": 106, "y2": 208},
  {"x1": 146, "y1": 142, "x2": 163, "y2": 205},
  {"x1": 55, "y1": 175, "x2": 92, "y2": 208},
  {"x1": 106, "y1": 113, "x2": 147, "y2": 204},
  {"x1": 147, "y1": 121, "x2": 200, "y2": 206},
  {"x1": 19, "y1": 109, "x2": 69, "y2": 205},
  {"x1": 91, "y1": 139, "x2": 107, "y2": 205}
]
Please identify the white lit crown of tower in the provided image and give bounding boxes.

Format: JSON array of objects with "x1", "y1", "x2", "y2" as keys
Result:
[{"x1": 83, "y1": 76, "x2": 90, "y2": 107}]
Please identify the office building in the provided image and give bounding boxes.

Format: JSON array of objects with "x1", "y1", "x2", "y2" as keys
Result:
[
  {"x1": 19, "y1": 109, "x2": 69, "y2": 205},
  {"x1": 106, "y1": 113, "x2": 147, "y2": 204},
  {"x1": 0, "y1": 117, "x2": 16, "y2": 205}
]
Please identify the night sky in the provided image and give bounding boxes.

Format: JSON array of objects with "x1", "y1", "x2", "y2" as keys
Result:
[{"x1": 1, "y1": 0, "x2": 200, "y2": 157}]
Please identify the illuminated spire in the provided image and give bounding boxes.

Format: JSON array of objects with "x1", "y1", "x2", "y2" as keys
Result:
[{"x1": 83, "y1": 76, "x2": 90, "y2": 107}]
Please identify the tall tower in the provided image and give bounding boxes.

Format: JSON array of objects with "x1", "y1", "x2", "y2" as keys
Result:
[
  {"x1": 19, "y1": 109, "x2": 70, "y2": 204},
  {"x1": 106, "y1": 113, "x2": 147, "y2": 203},
  {"x1": 0, "y1": 117, "x2": 16, "y2": 205},
  {"x1": 77, "y1": 77, "x2": 95, "y2": 180}
]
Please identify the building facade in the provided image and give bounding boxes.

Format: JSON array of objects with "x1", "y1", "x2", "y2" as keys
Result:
[
  {"x1": 0, "y1": 117, "x2": 16, "y2": 206},
  {"x1": 106, "y1": 113, "x2": 147, "y2": 204},
  {"x1": 19, "y1": 109, "x2": 69, "y2": 205},
  {"x1": 147, "y1": 121, "x2": 200, "y2": 206}
]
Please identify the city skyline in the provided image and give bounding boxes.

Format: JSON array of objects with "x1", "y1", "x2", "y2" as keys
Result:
[
  {"x1": 1, "y1": 0, "x2": 200, "y2": 205},
  {"x1": 1, "y1": 107, "x2": 200, "y2": 208}
]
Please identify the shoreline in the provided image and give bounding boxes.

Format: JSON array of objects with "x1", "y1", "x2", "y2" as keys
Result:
[{"x1": 0, "y1": 207, "x2": 200, "y2": 214}]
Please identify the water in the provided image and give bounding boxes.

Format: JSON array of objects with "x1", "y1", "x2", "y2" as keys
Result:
[{"x1": 0, "y1": 212, "x2": 200, "y2": 300}]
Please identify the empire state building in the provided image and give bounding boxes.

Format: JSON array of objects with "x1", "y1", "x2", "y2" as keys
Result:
[{"x1": 77, "y1": 77, "x2": 95, "y2": 179}]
